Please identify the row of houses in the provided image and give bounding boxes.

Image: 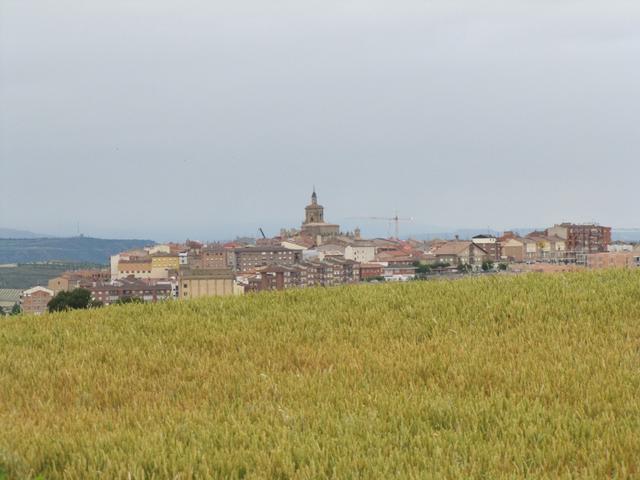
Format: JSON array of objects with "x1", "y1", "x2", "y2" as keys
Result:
[
  {"x1": 242, "y1": 258, "x2": 360, "y2": 292},
  {"x1": 420, "y1": 223, "x2": 615, "y2": 266},
  {"x1": 14, "y1": 217, "x2": 634, "y2": 314},
  {"x1": 498, "y1": 223, "x2": 613, "y2": 263},
  {"x1": 16, "y1": 278, "x2": 177, "y2": 315}
]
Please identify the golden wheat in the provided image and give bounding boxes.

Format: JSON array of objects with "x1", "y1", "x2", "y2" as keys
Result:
[{"x1": 1, "y1": 270, "x2": 640, "y2": 479}]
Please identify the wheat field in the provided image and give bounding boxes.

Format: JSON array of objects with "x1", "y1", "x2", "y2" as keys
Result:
[{"x1": 1, "y1": 270, "x2": 640, "y2": 479}]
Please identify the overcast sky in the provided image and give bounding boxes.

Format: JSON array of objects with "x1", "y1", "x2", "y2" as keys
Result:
[{"x1": 1, "y1": 0, "x2": 639, "y2": 241}]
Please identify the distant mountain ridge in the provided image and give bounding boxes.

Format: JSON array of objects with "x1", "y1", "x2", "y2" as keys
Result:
[
  {"x1": 408, "y1": 228, "x2": 541, "y2": 241},
  {"x1": 0, "y1": 237, "x2": 154, "y2": 264},
  {"x1": 0, "y1": 228, "x2": 50, "y2": 239}
]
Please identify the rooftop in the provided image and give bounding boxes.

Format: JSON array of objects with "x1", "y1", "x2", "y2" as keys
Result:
[
  {"x1": 234, "y1": 246, "x2": 297, "y2": 253},
  {"x1": 432, "y1": 241, "x2": 473, "y2": 256},
  {"x1": 179, "y1": 268, "x2": 235, "y2": 280},
  {"x1": 0, "y1": 289, "x2": 22, "y2": 303}
]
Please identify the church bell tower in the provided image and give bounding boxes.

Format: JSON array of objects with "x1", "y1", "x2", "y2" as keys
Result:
[{"x1": 304, "y1": 188, "x2": 324, "y2": 224}]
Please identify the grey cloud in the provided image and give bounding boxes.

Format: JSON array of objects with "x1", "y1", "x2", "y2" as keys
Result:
[{"x1": 1, "y1": 0, "x2": 639, "y2": 240}]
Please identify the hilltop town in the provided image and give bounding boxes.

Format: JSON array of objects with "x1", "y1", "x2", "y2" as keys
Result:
[{"x1": 11, "y1": 190, "x2": 640, "y2": 315}]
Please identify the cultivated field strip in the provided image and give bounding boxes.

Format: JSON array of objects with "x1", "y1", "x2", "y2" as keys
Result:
[{"x1": 1, "y1": 270, "x2": 640, "y2": 478}]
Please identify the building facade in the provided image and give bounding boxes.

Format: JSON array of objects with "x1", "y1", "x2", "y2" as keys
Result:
[
  {"x1": 246, "y1": 258, "x2": 362, "y2": 292},
  {"x1": 344, "y1": 242, "x2": 376, "y2": 263},
  {"x1": 117, "y1": 260, "x2": 153, "y2": 279},
  {"x1": 471, "y1": 235, "x2": 501, "y2": 261},
  {"x1": 189, "y1": 246, "x2": 230, "y2": 269},
  {"x1": 547, "y1": 223, "x2": 612, "y2": 260},
  {"x1": 90, "y1": 279, "x2": 173, "y2": 305},
  {"x1": 178, "y1": 268, "x2": 236, "y2": 299},
  {"x1": 500, "y1": 237, "x2": 525, "y2": 262},
  {"x1": 433, "y1": 241, "x2": 489, "y2": 267},
  {"x1": 523, "y1": 235, "x2": 567, "y2": 262},
  {"x1": 586, "y1": 252, "x2": 640, "y2": 269},
  {"x1": 232, "y1": 246, "x2": 303, "y2": 273},
  {"x1": 359, "y1": 263, "x2": 384, "y2": 280},
  {"x1": 20, "y1": 286, "x2": 54, "y2": 315}
]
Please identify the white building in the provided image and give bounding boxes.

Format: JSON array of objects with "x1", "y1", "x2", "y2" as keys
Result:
[
  {"x1": 344, "y1": 242, "x2": 376, "y2": 263},
  {"x1": 608, "y1": 242, "x2": 634, "y2": 253},
  {"x1": 110, "y1": 254, "x2": 120, "y2": 280}
]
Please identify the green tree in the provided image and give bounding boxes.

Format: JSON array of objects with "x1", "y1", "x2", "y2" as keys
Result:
[
  {"x1": 430, "y1": 262, "x2": 451, "y2": 270},
  {"x1": 482, "y1": 260, "x2": 495, "y2": 272},
  {"x1": 413, "y1": 262, "x2": 431, "y2": 275},
  {"x1": 47, "y1": 288, "x2": 93, "y2": 312},
  {"x1": 68, "y1": 288, "x2": 92, "y2": 309},
  {"x1": 10, "y1": 303, "x2": 21, "y2": 315},
  {"x1": 457, "y1": 263, "x2": 472, "y2": 273},
  {"x1": 498, "y1": 263, "x2": 508, "y2": 271},
  {"x1": 47, "y1": 291, "x2": 71, "y2": 312}
]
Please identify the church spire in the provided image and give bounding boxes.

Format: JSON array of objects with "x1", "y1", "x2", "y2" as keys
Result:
[{"x1": 311, "y1": 186, "x2": 317, "y2": 205}]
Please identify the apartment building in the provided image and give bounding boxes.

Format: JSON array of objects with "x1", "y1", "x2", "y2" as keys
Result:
[
  {"x1": 523, "y1": 235, "x2": 567, "y2": 262},
  {"x1": 383, "y1": 264, "x2": 418, "y2": 281},
  {"x1": 189, "y1": 246, "x2": 230, "y2": 269},
  {"x1": 471, "y1": 235, "x2": 501, "y2": 261},
  {"x1": 117, "y1": 259, "x2": 153, "y2": 279},
  {"x1": 324, "y1": 258, "x2": 361, "y2": 285},
  {"x1": 110, "y1": 249, "x2": 149, "y2": 280},
  {"x1": 20, "y1": 286, "x2": 54, "y2": 315},
  {"x1": 359, "y1": 263, "x2": 384, "y2": 280},
  {"x1": 247, "y1": 258, "x2": 362, "y2": 292},
  {"x1": 547, "y1": 223, "x2": 611, "y2": 258},
  {"x1": 252, "y1": 265, "x2": 303, "y2": 291},
  {"x1": 150, "y1": 254, "x2": 180, "y2": 270},
  {"x1": 232, "y1": 246, "x2": 303, "y2": 273},
  {"x1": 90, "y1": 279, "x2": 173, "y2": 305}
]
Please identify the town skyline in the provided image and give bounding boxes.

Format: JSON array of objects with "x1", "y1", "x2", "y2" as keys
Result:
[
  {"x1": 3, "y1": 186, "x2": 639, "y2": 242},
  {"x1": 12, "y1": 211, "x2": 635, "y2": 315}
]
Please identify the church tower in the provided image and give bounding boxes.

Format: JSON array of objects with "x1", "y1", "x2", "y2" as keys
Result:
[
  {"x1": 300, "y1": 188, "x2": 340, "y2": 244},
  {"x1": 304, "y1": 188, "x2": 324, "y2": 224}
]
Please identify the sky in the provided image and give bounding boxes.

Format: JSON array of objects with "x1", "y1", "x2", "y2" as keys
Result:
[{"x1": 1, "y1": 0, "x2": 639, "y2": 241}]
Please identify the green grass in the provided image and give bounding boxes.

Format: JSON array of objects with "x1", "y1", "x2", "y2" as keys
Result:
[
  {"x1": 1, "y1": 270, "x2": 640, "y2": 478},
  {"x1": 0, "y1": 262, "x2": 105, "y2": 290},
  {"x1": 0, "y1": 237, "x2": 151, "y2": 265}
]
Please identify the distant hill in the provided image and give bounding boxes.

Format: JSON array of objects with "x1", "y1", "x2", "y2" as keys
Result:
[
  {"x1": 0, "y1": 262, "x2": 106, "y2": 290},
  {"x1": 0, "y1": 237, "x2": 154, "y2": 264},
  {"x1": 0, "y1": 228, "x2": 50, "y2": 239}
]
